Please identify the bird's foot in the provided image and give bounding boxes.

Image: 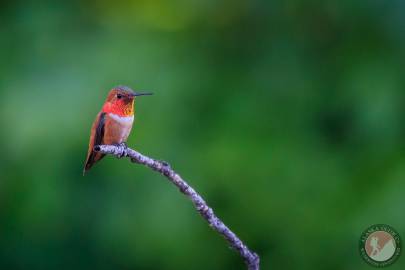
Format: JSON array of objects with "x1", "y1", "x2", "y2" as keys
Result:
[{"x1": 114, "y1": 142, "x2": 128, "y2": 158}]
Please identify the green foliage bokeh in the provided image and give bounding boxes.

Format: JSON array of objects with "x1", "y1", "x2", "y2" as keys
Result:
[{"x1": 1, "y1": 1, "x2": 404, "y2": 269}]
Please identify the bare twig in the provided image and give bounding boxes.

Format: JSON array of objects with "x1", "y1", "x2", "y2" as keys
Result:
[{"x1": 94, "y1": 144, "x2": 260, "y2": 270}]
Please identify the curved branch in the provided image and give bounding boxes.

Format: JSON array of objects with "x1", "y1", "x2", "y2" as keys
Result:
[{"x1": 94, "y1": 144, "x2": 260, "y2": 270}]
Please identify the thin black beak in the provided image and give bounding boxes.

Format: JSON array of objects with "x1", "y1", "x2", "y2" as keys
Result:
[{"x1": 131, "y1": 92, "x2": 153, "y2": 97}]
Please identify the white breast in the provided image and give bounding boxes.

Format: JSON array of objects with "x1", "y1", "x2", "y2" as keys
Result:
[{"x1": 108, "y1": 113, "x2": 134, "y2": 126}]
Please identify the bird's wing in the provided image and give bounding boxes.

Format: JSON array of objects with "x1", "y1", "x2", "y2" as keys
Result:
[{"x1": 83, "y1": 112, "x2": 106, "y2": 174}]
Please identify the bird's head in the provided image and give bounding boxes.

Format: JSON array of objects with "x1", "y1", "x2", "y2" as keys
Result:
[{"x1": 102, "y1": 85, "x2": 152, "y2": 117}]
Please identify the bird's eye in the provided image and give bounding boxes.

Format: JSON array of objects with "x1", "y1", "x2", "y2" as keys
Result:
[{"x1": 116, "y1": 94, "x2": 122, "y2": 99}]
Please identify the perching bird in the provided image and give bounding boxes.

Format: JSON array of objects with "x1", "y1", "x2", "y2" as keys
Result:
[{"x1": 83, "y1": 85, "x2": 152, "y2": 174}]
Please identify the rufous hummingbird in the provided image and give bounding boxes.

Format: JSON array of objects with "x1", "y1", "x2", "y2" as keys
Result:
[{"x1": 83, "y1": 85, "x2": 152, "y2": 175}]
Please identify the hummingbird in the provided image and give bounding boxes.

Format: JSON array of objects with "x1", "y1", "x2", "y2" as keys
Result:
[{"x1": 83, "y1": 85, "x2": 152, "y2": 175}]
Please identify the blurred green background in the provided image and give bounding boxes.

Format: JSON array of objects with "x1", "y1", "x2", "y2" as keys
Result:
[{"x1": 1, "y1": 1, "x2": 404, "y2": 269}]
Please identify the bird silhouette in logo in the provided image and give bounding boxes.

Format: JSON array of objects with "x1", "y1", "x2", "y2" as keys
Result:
[{"x1": 370, "y1": 236, "x2": 381, "y2": 257}]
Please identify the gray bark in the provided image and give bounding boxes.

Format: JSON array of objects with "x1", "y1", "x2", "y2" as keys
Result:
[{"x1": 94, "y1": 144, "x2": 260, "y2": 270}]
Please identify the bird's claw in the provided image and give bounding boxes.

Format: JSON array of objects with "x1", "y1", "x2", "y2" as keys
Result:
[{"x1": 114, "y1": 143, "x2": 127, "y2": 158}]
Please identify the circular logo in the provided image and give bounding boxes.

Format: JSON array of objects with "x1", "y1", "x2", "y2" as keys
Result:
[{"x1": 359, "y1": 224, "x2": 401, "y2": 267}]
